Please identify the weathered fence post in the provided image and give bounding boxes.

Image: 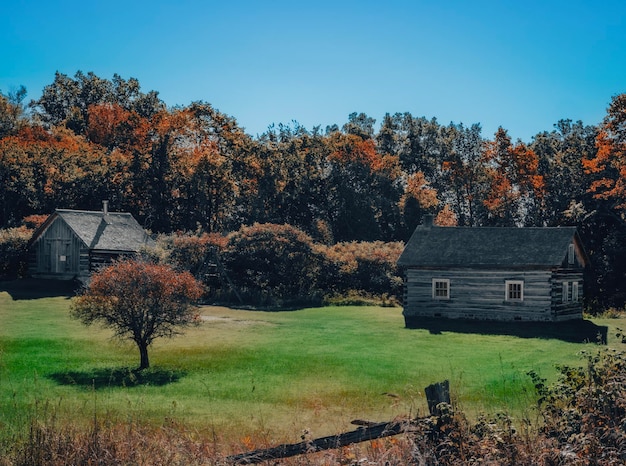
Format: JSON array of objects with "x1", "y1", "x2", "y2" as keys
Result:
[{"x1": 424, "y1": 380, "x2": 450, "y2": 416}]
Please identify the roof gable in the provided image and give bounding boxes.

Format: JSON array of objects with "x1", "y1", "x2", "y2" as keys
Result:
[
  {"x1": 397, "y1": 225, "x2": 587, "y2": 269},
  {"x1": 33, "y1": 209, "x2": 154, "y2": 252}
]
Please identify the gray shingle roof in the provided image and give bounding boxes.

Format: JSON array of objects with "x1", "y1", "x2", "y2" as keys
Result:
[
  {"x1": 55, "y1": 209, "x2": 154, "y2": 252},
  {"x1": 397, "y1": 225, "x2": 584, "y2": 269}
]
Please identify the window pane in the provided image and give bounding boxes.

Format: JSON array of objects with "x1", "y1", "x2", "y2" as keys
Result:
[
  {"x1": 432, "y1": 279, "x2": 449, "y2": 299},
  {"x1": 505, "y1": 281, "x2": 524, "y2": 301}
]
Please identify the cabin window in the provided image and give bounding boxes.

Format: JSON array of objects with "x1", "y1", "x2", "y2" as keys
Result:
[
  {"x1": 562, "y1": 282, "x2": 570, "y2": 303},
  {"x1": 572, "y1": 282, "x2": 579, "y2": 303},
  {"x1": 505, "y1": 280, "x2": 524, "y2": 302},
  {"x1": 432, "y1": 279, "x2": 450, "y2": 300}
]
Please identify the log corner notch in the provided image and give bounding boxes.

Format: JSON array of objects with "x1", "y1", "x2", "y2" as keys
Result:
[{"x1": 227, "y1": 380, "x2": 452, "y2": 465}]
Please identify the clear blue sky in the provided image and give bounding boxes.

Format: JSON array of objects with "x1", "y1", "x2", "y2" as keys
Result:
[{"x1": 1, "y1": 0, "x2": 625, "y2": 141}]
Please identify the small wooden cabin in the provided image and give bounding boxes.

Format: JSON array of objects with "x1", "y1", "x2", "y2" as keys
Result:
[
  {"x1": 397, "y1": 221, "x2": 588, "y2": 324},
  {"x1": 29, "y1": 202, "x2": 154, "y2": 281}
]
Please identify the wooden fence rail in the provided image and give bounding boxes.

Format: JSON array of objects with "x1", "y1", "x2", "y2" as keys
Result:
[
  {"x1": 227, "y1": 380, "x2": 450, "y2": 464},
  {"x1": 227, "y1": 421, "x2": 409, "y2": 464}
]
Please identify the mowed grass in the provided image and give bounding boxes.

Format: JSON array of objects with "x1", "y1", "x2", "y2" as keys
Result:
[{"x1": 0, "y1": 280, "x2": 622, "y2": 443}]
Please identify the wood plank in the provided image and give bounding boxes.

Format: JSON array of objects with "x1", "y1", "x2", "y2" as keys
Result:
[{"x1": 227, "y1": 421, "x2": 409, "y2": 464}]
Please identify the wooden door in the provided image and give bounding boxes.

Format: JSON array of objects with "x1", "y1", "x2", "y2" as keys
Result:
[{"x1": 46, "y1": 239, "x2": 72, "y2": 273}]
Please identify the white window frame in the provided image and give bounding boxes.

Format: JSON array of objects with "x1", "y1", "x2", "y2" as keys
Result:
[
  {"x1": 562, "y1": 281, "x2": 570, "y2": 303},
  {"x1": 432, "y1": 279, "x2": 450, "y2": 300},
  {"x1": 505, "y1": 280, "x2": 524, "y2": 302},
  {"x1": 572, "y1": 281, "x2": 579, "y2": 303}
]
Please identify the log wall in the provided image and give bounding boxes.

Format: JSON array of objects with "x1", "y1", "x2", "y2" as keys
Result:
[{"x1": 402, "y1": 267, "x2": 583, "y2": 322}]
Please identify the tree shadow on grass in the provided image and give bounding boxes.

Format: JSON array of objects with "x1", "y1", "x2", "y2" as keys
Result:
[
  {"x1": 48, "y1": 367, "x2": 186, "y2": 389},
  {"x1": 405, "y1": 317, "x2": 608, "y2": 344}
]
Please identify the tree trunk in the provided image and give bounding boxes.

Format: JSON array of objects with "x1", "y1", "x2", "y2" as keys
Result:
[{"x1": 138, "y1": 342, "x2": 150, "y2": 370}]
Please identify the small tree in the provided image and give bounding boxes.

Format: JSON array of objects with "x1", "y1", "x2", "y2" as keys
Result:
[{"x1": 71, "y1": 259, "x2": 204, "y2": 370}]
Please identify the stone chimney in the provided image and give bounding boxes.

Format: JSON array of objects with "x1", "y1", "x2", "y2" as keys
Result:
[
  {"x1": 102, "y1": 200, "x2": 109, "y2": 216},
  {"x1": 422, "y1": 214, "x2": 434, "y2": 228}
]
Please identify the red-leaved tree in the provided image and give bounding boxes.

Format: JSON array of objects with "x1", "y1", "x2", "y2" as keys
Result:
[{"x1": 71, "y1": 260, "x2": 204, "y2": 370}]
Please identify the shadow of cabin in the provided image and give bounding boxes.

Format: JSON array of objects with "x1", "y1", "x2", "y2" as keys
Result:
[
  {"x1": 0, "y1": 278, "x2": 79, "y2": 300},
  {"x1": 405, "y1": 316, "x2": 607, "y2": 344},
  {"x1": 27, "y1": 201, "x2": 154, "y2": 283}
]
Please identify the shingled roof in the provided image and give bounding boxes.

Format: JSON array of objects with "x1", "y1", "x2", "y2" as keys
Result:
[
  {"x1": 397, "y1": 225, "x2": 587, "y2": 269},
  {"x1": 36, "y1": 209, "x2": 154, "y2": 252}
]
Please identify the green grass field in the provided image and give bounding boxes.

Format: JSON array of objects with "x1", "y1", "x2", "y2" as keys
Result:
[{"x1": 0, "y1": 280, "x2": 621, "y2": 445}]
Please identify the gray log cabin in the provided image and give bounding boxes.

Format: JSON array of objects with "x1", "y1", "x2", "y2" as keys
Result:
[
  {"x1": 29, "y1": 202, "x2": 154, "y2": 281},
  {"x1": 397, "y1": 220, "x2": 588, "y2": 325}
]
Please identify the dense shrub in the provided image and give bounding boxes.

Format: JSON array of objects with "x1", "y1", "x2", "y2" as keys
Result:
[
  {"x1": 527, "y1": 346, "x2": 626, "y2": 464},
  {"x1": 322, "y1": 289, "x2": 399, "y2": 307},
  {"x1": 144, "y1": 232, "x2": 227, "y2": 274},
  {"x1": 0, "y1": 226, "x2": 32, "y2": 279},
  {"x1": 403, "y1": 407, "x2": 536, "y2": 465},
  {"x1": 220, "y1": 223, "x2": 324, "y2": 306},
  {"x1": 319, "y1": 241, "x2": 404, "y2": 302},
  {"x1": 395, "y1": 346, "x2": 626, "y2": 464},
  {"x1": 143, "y1": 227, "x2": 406, "y2": 307}
]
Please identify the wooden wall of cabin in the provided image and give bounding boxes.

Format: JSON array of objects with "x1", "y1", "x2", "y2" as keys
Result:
[
  {"x1": 89, "y1": 251, "x2": 134, "y2": 273},
  {"x1": 29, "y1": 218, "x2": 88, "y2": 280},
  {"x1": 550, "y1": 269, "x2": 584, "y2": 321},
  {"x1": 402, "y1": 268, "x2": 558, "y2": 322}
]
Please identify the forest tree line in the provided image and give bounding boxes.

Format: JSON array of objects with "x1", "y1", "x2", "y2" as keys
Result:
[{"x1": 1, "y1": 71, "x2": 626, "y2": 309}]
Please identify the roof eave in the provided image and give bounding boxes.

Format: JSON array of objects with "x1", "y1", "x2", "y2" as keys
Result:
[
  {"x1": 28, "y1": 211, "x2": 91, "y2": 249},
  {"x1": 399, "y1": 264, "x2": 564, "y2": 270},
  {"x1": 90, "y1": 249, "x2": 141, "y2": 254}
]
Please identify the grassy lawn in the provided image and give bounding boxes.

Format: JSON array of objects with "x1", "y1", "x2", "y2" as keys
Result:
[{"x1": 0, "y1": 280, "x2": 621, "y2": 444}]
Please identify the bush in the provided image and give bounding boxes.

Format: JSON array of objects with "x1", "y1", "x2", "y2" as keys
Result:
[
  {"x1": 145, "y1": 232, "x2": 227, "y2": 274},
  {"x1": 527, "y1": 346, "x2": 626, "y2": 463},
  {"x1": 220, "y1": 223, "x2": 324, "y2": 306},
  {"x1": 141, "y1": 227, "x2": 406, "y2": 308},
  {"x1": 319, "y1": 241, "x2": 404, "y2": 300},
  {"x1": 0, "y1": 226, "x2": 33, "y2": 279},
  {"x1": 323, "y1": 290, "x2": 399, "y2": 307}
]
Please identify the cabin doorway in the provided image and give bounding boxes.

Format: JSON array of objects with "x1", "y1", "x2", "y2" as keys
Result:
[{"x1": 44, "y1": 239, "x2": 73, "y2": 274}]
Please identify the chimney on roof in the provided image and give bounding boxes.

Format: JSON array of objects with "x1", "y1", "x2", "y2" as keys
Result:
[
  {"x1": 102, "y1": 200, "x2": 109, "y2": 216},
  {"x1": 422, "y1": 214, "x2": 434, "y2": 228}
]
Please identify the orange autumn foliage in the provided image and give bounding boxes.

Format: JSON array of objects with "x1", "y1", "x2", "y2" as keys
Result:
[
  {"x1": 399, "y1": 171, "x2": 439, "y2": 211},
  {"x1": 584, "y1": 94, "x2": 626, "y2": 209},
  {"x1": 435, "y1": 204, "x2": 458, "y2": 226},
  {"x1": 329, "y1": 133, "x2": 400, "y2": 175},
  {"x1": 482, "y1": 128, "x2": 545, "y2": 222}
]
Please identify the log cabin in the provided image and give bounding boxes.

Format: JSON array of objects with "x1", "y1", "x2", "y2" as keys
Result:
[
  {"x1": 397, "y1": 218, "x2": 588, "y2": 324},
  {"x1": 28, "y1": 201, "x2": 154, "y2": 281}
]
